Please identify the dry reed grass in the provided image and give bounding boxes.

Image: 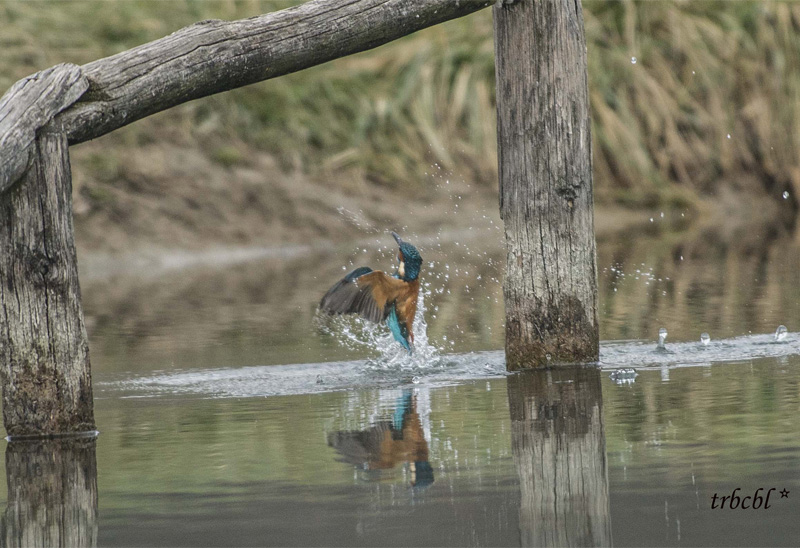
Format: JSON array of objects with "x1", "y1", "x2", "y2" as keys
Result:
[{"x1": 2, "y1": 1, "x2": 799, "y2": 213}]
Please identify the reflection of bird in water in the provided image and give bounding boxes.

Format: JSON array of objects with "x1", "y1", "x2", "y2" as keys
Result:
[
  {"x1": 319, "y1": 232, "x2": 422, "y2": 353},
  {"x1": 327, "y1": 390, "x2": 433, "y2": 488}
]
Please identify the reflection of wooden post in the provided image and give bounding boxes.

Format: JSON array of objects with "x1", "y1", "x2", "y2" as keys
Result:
[
  {"x1": 2, "y1": 438, "x2": 98, "y2": 547},
  {"x1": 494, "y1": 0, "x2": 599, "y2": 369},
  {"x1": 0, "y1": 124, "x2": 95, "y2": 437},
  {"x1": 508, "y1": 367, "x2": 612, "y2": 547}
]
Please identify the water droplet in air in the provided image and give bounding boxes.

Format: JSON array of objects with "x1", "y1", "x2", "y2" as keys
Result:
[
  {"x1": 783, "y1": 191, "x2": 790, "y2": 200},
  {"x1": 657, "y1": 327, "x2": 668, "y2": 349},
  {"x1": 700, "y1": 332, "x2": 710, "y2": 346},
  {"x1": 545, "y1": 353, "x2": 552, "y2": 362},
  {"x1": 631, "y1": 57, "x2": 637, "y2": 64},
  {"x1": 726, "y1": 134, "x2": 731, "y2": 139},
  {"x1": 774, "y1": 325, "x2": 788, "y2": 342}
]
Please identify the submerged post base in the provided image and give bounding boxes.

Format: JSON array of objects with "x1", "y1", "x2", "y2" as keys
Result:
[{"x1": 5, "y1": 430, "x2": 100, "y2": 443}]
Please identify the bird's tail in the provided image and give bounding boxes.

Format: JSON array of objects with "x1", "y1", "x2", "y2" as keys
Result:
[{"x1": 386, "y1": 306, "x2": 412, "y2": 354}]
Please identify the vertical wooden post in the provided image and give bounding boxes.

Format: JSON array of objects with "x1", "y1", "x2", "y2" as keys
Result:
[
  {"x1": 0, "y1": 124, "x2": 95, "y2": 437},
  {"x1": 508, "y1": 367, "x2": 612, "y2": 546},
  {"x1": 2, "y1": 438, "x2": 98, "y2": 547},
  {"x1": 494, "y1": 0, "x2": 599, "y2": 369}
]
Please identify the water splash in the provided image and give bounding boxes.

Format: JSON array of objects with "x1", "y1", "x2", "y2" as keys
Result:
[
  {"x1": 609, "y1": 368, "x2": 637, "y2": 384},
  {"x1": 775, "y1": 325, "x2": 788, "y2": 342},
  {"x1": 107, "y1": 351, "x2": 509, "y2": 400},
  {"x1": 103, "y1": 332, "x2": 800, "y2": 400},
  {"x1": 600, "y1": 331, "x2": 800, "y2": 370},
  {"x1": 657, "y1": 327, "x2": 668, "y2": 350},
  {"x1": 700, "y1": 332, "x2": 710, "y2": 346},
  {"x1": 316, "y1": 285, "x2": 442, "y2": 371}
]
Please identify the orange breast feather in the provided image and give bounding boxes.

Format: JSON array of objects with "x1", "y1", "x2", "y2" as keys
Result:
[
  {"x1": 395, "y1": 279, "x2": 419, "y2": 342},
  {"x1": 352, "y1": 273, "x2": 419, "y2": 340}
]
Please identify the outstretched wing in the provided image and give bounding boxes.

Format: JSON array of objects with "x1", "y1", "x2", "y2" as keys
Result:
[{"x1": 319, "y1": 267, "x2": 407, "y2": 324}]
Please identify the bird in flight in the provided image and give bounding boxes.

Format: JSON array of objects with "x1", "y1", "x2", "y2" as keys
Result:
[{"x1": 319, "y1": 232, "x2": 422, "y2": 353}]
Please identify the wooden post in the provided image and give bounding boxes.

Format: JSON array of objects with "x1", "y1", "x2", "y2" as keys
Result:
[
  {"x1": 508, "y1": 367, "x2": 612, "y2": 546},
  {"x1": 2, "y1": 438, "x2": 98, "y2": 547},
  {"x1": 494, "y1": 0, "x2": 599, "y2": 369},
  {"x1": 0, "y1": 124, "x2": 95, "y2": 437}
]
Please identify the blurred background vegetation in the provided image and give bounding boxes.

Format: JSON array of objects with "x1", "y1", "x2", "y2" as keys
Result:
[{"x1": 2, "y1": 0, "x2": 800, "y2": 251}]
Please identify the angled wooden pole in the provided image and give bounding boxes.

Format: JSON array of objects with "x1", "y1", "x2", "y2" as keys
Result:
[{"x1": 494, "y1": 0, "x2": 599, "y2": 369}]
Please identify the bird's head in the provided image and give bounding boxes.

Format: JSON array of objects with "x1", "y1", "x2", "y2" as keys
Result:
[{"x1": 392, "y1": 232, "x2": 422, "y2": 281}]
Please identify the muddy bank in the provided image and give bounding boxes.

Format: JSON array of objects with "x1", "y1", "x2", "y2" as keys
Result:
[
  {"x1": 71, "y1": 139, "x2": 504, "y2": 256},
  {"x1": 73, "y1": 141, "x2": 793, "y2": 276}
]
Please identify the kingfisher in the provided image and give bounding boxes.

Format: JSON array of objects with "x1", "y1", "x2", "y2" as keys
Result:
[{"x1": 319, "y1": 232, "x2": 422, "y2": 353}]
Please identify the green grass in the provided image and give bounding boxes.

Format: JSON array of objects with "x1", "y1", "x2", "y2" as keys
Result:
[{"x1": 2, "y1": 1, "x2": 799, "y2": 211}]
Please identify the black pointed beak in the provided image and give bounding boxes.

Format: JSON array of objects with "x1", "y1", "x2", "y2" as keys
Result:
[{"x1": 391, "y1": 232, "x2": 403, "y2": 246}]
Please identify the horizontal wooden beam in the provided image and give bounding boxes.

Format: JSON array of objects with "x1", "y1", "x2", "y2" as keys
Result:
[
  {"x1": 60, "y1": 0, "x2": 493, "y2": 145},
  {"x1": 0, "y1": 64, "x2": 87, "y2": 194}
]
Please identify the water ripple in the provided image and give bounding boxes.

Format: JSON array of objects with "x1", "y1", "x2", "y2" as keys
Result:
[
  {"x1": 103, "y1": 351, "x2": 508, "y2": 399},
  {"x1": 102, "y1": 333, "x2": 800, "y2": 399},
  {"x1": 599, "y1": 332, "x2": 800, "y2": 369}
]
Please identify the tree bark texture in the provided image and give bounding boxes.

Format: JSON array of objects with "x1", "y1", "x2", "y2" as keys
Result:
[
  {"x1": 507, "y1": 367, "x2": 612, "y2": 547},
  {"x1": 0, "y1": 127, "x2": 95, "y2": 438},
  {"x1": 60, "y1": 0, "x2": 493, "y2": 145},
  {"x1": 2, "y1": 438, "x2": 98, "y2": 547},
  {"x1": 0, "y1": 64, "x2": 88, "y2": 194},
  {"x1": 494, "y1": 0, "x2": 599, "y2": 369}
]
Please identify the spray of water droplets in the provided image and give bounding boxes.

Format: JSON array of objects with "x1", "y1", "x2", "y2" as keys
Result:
[{"x1": 316, "y1": 284, "x2": 443, "y2": 372}]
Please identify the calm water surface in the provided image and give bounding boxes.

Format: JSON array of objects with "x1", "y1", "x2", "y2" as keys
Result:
[{"x1": 2, "y1": 221, "x2": 800, "y2": 546}]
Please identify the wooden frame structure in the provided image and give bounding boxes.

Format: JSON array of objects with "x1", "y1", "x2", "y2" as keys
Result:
[{"x1": 0, "y1": 0, "x2": 598, "y2": 437}]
